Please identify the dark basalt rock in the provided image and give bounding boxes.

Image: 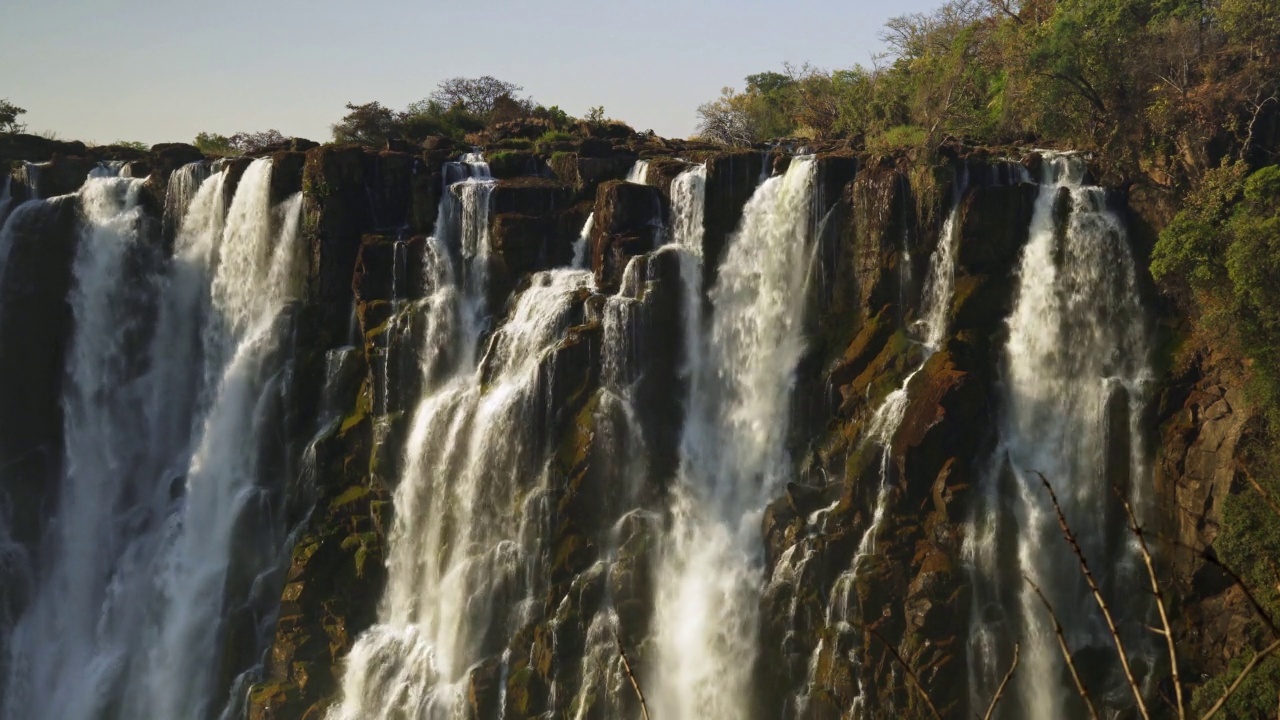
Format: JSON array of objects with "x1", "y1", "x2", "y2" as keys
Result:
[
  {"x1": 589, "y1": 180, "x2": 665, "y2": 293},
  {"x1": 302, "y1": 145, "x2": 439, "y2": 305},
  {"x1": 491, "y1": 177, "x2": 572, "y2": 217},
  {"x1": 945, "y1": 181, "x2": 1038, "y2": 359},
  {"x1": 703, "y1": 149, "x2": 764, "y2": 287},
  {"x1": 0, "y1": 133, "x2": 89, "y2": 163},
  {"x1": 269, "y1": 150, "x2": 307, "y2": 204}
]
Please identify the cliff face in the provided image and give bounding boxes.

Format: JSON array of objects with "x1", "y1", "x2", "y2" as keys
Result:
[{"x1": 0, "y1": 132, "x2": 1265, "y2": 720}]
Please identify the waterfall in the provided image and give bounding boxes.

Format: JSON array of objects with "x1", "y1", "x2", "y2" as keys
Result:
[
  {"x1": 966, "y1": 153, "x2": 1153, "y2": 718},
  {"x1": 0, "y1": 175, "x2": 13, "y2": 229},
  {"x1": 667, "y1": 163, "x2": 709, "y2": 410},
  {"x1": 651, "y1": 156, "x2": 817, "y2": 719},
  {"x1": 626, "y1": 160, "x2": 650, "y2": 185},
  {"x1": 15, "y1": 162, "x2": 45, "y2": 200},
  {"x1": 329, "y1": 270, "x2": 592, "y2": 719},
  {"x1": 329, "y1": 152, "x2": 599, "y2": 719},
  {"x1": 1, "y1": 158, "x2": 306, "y2": 720},
  {"x1": 788, "y1": 171, "x2": 967, "y2": 715},
  {"x1": 572, "y1": 212, "x2": 594, "y2": 269},
  {"x1": 163, "y1": 161, "x2": 212, "y2": 242}
]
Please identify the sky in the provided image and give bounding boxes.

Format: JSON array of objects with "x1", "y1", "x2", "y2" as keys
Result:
[{"x1": 0, "y1": 0, "x2": 942, "y2": 145}]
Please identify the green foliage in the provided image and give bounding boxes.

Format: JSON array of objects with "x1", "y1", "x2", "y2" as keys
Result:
[
  {"x1": 1191, "y1": 650, "x2": 1280, "y2": 717},
  {"x1": 537, "y1": 130, "x2": 573, "y2": 145},
  {"x1": 0, "y1": 99, "x2": 26, "y2": 133},
  {"x1": 487, "y1": 150, "x2": 533, "y2": 177},
  {"x1": 585, "y1": 106, "x2": 606, "y2": 124},
  {"x1": 333, "y1": 77, "x2": 556, "y2": 146},
  {"x1": 1151, "y1": 162, "x2": 1248, "y2": 286},
  {"x1": 866, "y1": 125, "x2": 929, "y2": 154},
  {"x1": 111, "y1": 141, "x2": 149, "y2": 152},
  {"x1": 695, "y1": 0, "x2": 1280, "y2": 173},
  {"x1": 531, "y1": 105, "x2": 572, "y2": 127},
  {"x1": 1154, "y1": 164, "x2": 1280, "y2": 424},
  {"x1": 194, "y1": 131, "x2": 238, "y2": 156},
  {"x1": 534, "y1": 129, "x2": 574, "y2": 153},
  {"x1": 1193, "y1": 450, "x2": 1280, "y2": 717}
]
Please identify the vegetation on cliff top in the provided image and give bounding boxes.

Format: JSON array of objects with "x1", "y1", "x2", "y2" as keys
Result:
[
  {"x1": 697, "y1": 0, "x2": 1278, "y2": 185},
  {"x1": 0, "y1": 100, "x2": 25, "y2": 134},
  {"x1": 330, "y1": 75, "x2": 577, "y2": 147}
]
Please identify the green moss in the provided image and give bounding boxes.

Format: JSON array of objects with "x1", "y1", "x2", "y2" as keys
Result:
[
  {"x1": 328, "y1": 484, "x2": 370, "y2": 510},
  {"x1": 491, "y1": 137, "x2": 533, "y2": 151}
]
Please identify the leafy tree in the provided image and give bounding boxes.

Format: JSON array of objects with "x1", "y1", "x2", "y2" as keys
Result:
[
  {"x1": 332, "y1": 102, "x2": 400, "y2": 146},
  {"x1": 194, "y1": 132, "x2": 237, "y2": 156},
  {"x1": 696, "y1": 88, "x2": 760, "y2": 146},
  {"x1": 229, "y1": 129, "x2": 288, "y2": 153},
  {"x1": 428, "y1": 76, "x2": 528, "y2": 121},
  {"x1": 0, "y1": 99, "x2": 27, "y2": 133},
  {"x1": 111, "y1": 141, "x2": 150, "y2": 151}
]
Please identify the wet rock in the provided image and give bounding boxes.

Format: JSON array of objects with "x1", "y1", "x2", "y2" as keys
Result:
[
  {"x1": 954, "y1": 183, "x2": 1037, "y2": 278},
  {"x1": 0, "y1": 196, "x2": 81, "y2": 547},
  {"x1": 302, "y1": 145, "x2": 439, "y2": 305},
  {"x1": 489, "y1": 212, "x2": 573, "y2": 306},
  {"x1": 704, "y1": 150, "x2": 764, "y2": 287},
  {"x1": 589, "y1": 180, "x2": 665, "y2": 293},
  {"x1": 491, "y1": 177, "x2": 572, "y2": 217}
]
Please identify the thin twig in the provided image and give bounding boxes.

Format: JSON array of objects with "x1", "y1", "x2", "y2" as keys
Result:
[
  {"x1": 982, "y1": 642, "x2": 1020, "y2": 720},
  {"x1": 1024, "y1": 575, "x2": 1101, "y2": 720},
  {"x1": 867, "y1": 626, "x2": 944, "y2": 720},
  {"x1": 1200, "y1": 639, "x2": 1280, "y2": 720},
  {"x1": 1116, "y1": 489, "x2": 1184, "y2": 719},
  {"x1": 615, "y1": 632, "x2": 650, "y2": 720},
  {"x1": 1034, "y1": 471, "x2": 1151, "y2": 720}
]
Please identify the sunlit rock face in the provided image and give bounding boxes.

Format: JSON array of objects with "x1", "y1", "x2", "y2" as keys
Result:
[{"x1": 0, "y1": 135, "x2": 1225, "y2": 720}]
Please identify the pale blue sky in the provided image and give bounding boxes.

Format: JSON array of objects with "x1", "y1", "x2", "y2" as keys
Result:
[{"x1": 1, "y1": 0, "x2": 940, "y2": 145}]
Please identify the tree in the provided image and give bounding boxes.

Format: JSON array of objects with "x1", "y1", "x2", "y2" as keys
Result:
[
  {"x1": 332, "y1": 102, "x2": 400, "y2": 146},
  {"x1": 228, "y1": 129, "x2": 287, "y2": 153},
  {"x1": 0, "y1": 99, "x2": 27, "y2": 133},
  {"x1": 428, "y1": 76, "x2": 527, "y2": 121},
  {"x1": 695, "y1": 88, "x2": 759, "y2": 146},
  {"x1": 194, "y1": 132, "x2": 237, "y2": 156}
]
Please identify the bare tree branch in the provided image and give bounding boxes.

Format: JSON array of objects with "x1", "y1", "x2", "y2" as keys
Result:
[
  {"x1": 1199, "y1": 639, "x2": 1280, "y2": 720},
  {"x1": 1035, "y1": 471, "x2": 1151, "y2": 720},
  {"x1": 1116, "y1": 489, "x2": 1184, "y2": 719},
  {"x1": 1172, "y1": 539, "x2": 1280, "y2": 638},
  {"x1": 1024, "y1": 575, "x2": 1101, "y2": 720},
  {"x1": 615, "y1": 632, "x2": 651, "y2": 720},
  {"x1": 867, "y1": 626, "x2": 944, "y2": 720},
  {"x1": 983, "y1": 642, "x2": 1020, "y2": 720},
  {"x1": 1245, "y1": 473, "x2": 1280, "y2": 520}
]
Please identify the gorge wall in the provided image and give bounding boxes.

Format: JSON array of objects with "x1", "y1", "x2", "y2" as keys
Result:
[{"x1": 0, "y1": 129, "x2": 1265, "y2": 720}]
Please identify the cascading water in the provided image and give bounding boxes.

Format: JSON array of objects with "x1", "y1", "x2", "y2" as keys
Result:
[
  {"x1": 0, "y1": 157, "x2": 307, "y2": 720},
  {"x1": 330, "y1": 266, "x2": 595, "y2": 719},
  {"x1": 786, "y1": 170, "x2": 968, "y2": 716},
  {"x1": 0, "y1": 175, "x2": 13, "y2": 229},
  {"x1": 626, "y1": 160, "x2": 650, "y2": 185},
  {"x1": 328, "y1": 152, "x2": 597, "y2": 719},
  {"x1": 966, "y1": 153, "x2": 1153, "y2": 718},
  {"x1": 651, "y1": 156, "x2": 817, "y2": 719},
  {"x1": 572, "y1": 212, "x2": 594, "y2": 269}
]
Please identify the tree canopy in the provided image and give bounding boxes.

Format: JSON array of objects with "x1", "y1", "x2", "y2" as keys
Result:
[
  {"x1": 694, "y1": 0, "x2": 1279, "y2": 183},
  {"x1": 0, "y1": 99, "x2": 27, "y2": 134}
]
